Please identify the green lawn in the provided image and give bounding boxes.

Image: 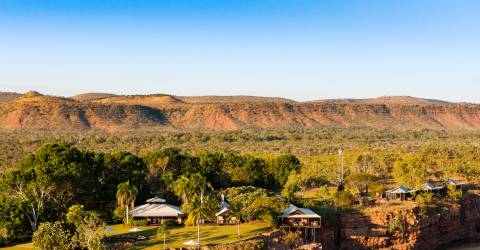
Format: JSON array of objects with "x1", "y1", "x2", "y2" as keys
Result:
[
  {"x1": 4, "y1": 222, "x2": 269, "y2": 250},
  {"x1": 110, "y1": 222, "x2": 269, "y2": 249},
  {"x1": 2, "y1": 243, "x2": 34, "y2": 250}
]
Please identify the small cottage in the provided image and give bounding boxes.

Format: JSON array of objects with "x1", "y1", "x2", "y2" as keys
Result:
[
  {"x1": 278, "y1": 204, "x2": 321, "y2": 228},
  {"x1": 130, "y1": 197, "x2": 183, "y2": 225},
  {"x1": 442, "y1": 178, "x2": 461, "y2": 186},
  {"x1": 419, "y1": 182, "x2": 444, "y2": 192},
  {"x1": 385, "y1": 185, "x2": 414, "y2": 200},
  {"x1": 216, "y1": 194, "x2": 239, "y2": 225}
]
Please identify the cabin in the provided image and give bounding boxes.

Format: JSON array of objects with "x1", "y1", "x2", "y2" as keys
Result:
[
  {"x1": 419, "y1": 182, "x2": 444, "y2": 193},
  {"x1": 130, "y1": 197, "x2": 183, "y2": 225},
  {"x1": 216, "y1": 195, "x2": 239, "y2": 225},
  {"x1": 442, "y1": 178, "x2": 461, "y2": 187},
  {"x1": 278, "y1": 204, "x2": 321, "y2": 228},
  {"x1": 385, "y1": 185, "x2": 415, "y2": 200},
  {"x1": 279, "y1": 204, "x2": 321, "y2": 243}
]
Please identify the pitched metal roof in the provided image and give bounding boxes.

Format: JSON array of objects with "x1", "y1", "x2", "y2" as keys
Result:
[
  {"x1": 146, "y1": 197, "x2": 167, "y2": 203},
  {"x1": 131, "y1": 203, "x2": 182, "y2": 218},
  {"x1": 215, "y1": 201, "x2": 232, "y2": 216},
  {"x1": 442, "y1": 178, "x2": 461, "y2": 186},
  {"x1": 215, "y1": 207, "x2": 231, "y2": 216},
  {"x1": 385, "y1": 185, "x2": 411, "y2": 194},
  {"x1": 279, "y1": 204, "x2": 321, "y2": 219},
  {"x1": 420, "y1": 182, "x2": 444, "y2": 191}
]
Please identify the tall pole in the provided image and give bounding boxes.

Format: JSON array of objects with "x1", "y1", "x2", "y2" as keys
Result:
[
  {"x1": 198, "y1": 192, "x2": 203, "y2": 250},
  {"x1": 338, "y1": 148, "x2": 344, "y2": 184}
]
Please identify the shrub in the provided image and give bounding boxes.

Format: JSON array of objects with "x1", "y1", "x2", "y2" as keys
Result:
[
  {"x1": 74, "y1": 213, "x2": 106, "y2": 250},
  {"x1": 335, "y1": 190, "x2": 353, "y2": 208},
  {"x1": 447, "y1": 185, "x2": 463, "y2": 203},
  {"x1": 283, "y1": 231, "x2": 300, "y2": 248},
  {"x1": 386, "y1": 216, "x2": 406, "y2": 235},
  {"x1": 163, "y1": 220, "x2": 178, "y2": 227},
  {"x1": 415, "y1": 192, "x2": 434, "y2": 212},
  {"x1": 32, "y1": 222, "x2": 71, "y2": 250},
  {"x1": 126, "y1": 219, "x2": 148, "y2": 226},
  {"x1": 66, "y1": 205, "x2": 87, "y2": 227},
  {"x1": 0, "y1": 227, "x2": 9, "y2": 243}
]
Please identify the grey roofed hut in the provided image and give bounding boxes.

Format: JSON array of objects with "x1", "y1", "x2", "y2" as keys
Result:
[
  {"x1": 216, "y1": 194, "x2": 239, "y2": 225},
  {"x1": 130, "y1": 197, "x2": 183, "y2": 225},
  {"x1": 279, "y1": 204, "x2": 321, "y2": 228},
  {"x1": 419, "y1": 182, "x2": 444, "y2": 192},
  {"x1": 385, "y1": 185, "x2": 414, "y2": 200},
  {"x1": 442, "y1": 178, "x2": 461, "y2": 186},
  {"x1": 278, "y1": 204, "x2": 321, "y2": 243}
]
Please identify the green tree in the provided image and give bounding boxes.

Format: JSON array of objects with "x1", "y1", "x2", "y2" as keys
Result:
[
  {"x1": 32, "y1": 221, "x2": 71, "y2": 250},
  {"x1": 415, "y1": 192, "x2": 434, "y2": 212},
  {"x1": 282, "y1": 171, "x2": 302, "y2": 202},
  {"x1": 182, "y1": 195, "x2": 217, "y2": 226},
  {"x1": 66, "y1": 205, "x2": 87, "y2": 227},
  {"x1": 354, "y1": 153, "x2": 380, "y2": 175},
  {"x1": 447, "y1": 185, "x2": 463, "y2": 203},
  {"x1": 269, "y1": 154, "x2": 301, "y2": 188},
  {"x1": 116, "y1": 181, "x2": 138, "y2": 225},
  {"x1": 15, "y1": 180, "x2": 52, "y2": 232},
  {"x1": 346, "y1": 173, "x2": 378, "y2": 197},
  {"x1": 171, "y1": 176, "x2": 191, "y2": 204},
  {"x1": 392, "y1": 156, "x2": 428, "y2": 188},
  {"x1": 75, "y1": 213, "x2": 106, "y2": 250}
]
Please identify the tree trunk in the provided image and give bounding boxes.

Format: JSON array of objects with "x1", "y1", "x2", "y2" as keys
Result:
[
  {"x1": 237, "y1": 221, "x2": 240, "y2": 238},
  {"x1": 126, "y1": 206, "x2": 129, "y2": 225}
]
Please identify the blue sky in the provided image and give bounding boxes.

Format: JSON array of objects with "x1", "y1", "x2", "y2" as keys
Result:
[{"x1": 0, "y1": 0, "x2": 479, "y2": 102}]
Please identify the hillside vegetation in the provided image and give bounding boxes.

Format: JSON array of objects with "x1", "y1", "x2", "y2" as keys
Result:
[{"x1": 1, "y1": 91, "x2": 480, "y2": 131}]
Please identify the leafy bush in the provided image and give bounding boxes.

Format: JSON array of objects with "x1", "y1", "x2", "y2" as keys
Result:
[
  {"x1": 225, "y1": 186, "x2": 286, "y2": 224},
  {"x1": 334, "y1": 190, "x2": 353, "y2": 208},
  {"x1": 126, "y1": 219, "x2": 148, "y2": 226},
  {"x1": 74, "y1": 213, "x2": 106, "y2": 250},
  {"x1": 386, "y1": 216, "x2": 406, "y2": 235},
  {"x1": 32, "y1": 221, "x2": 71, "y2": 250},
  {"x1": 415, "y1": 192, "x2": 434, "y2": 212},
  {"x1": 162, "y1": 220, "x2": 178, "y2": 227},
  {"x1": 447, "y1": 185, "x2": 463, "y2": 202},
  {"x1": 283, "y1": 231, "x2": 300, "y2": 248},
  {"x1": 66, "y1": 205, "x2": 87, "y2": 227},
  {"x1": 0, "y1": 227, "x2": 9, "y2": 244}
]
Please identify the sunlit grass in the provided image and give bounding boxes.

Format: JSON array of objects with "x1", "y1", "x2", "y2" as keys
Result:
[
  {"x1": 4, "y1": 222, "x2": 270, "y2": 250},
  {"x1": 111, "y1": 222, "x2": 269, "y2": 249}
]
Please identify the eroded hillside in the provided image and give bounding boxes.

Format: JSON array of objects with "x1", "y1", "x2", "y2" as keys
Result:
[{"x1": 1, "y1": 91, "x2": 480, "y2": 131}]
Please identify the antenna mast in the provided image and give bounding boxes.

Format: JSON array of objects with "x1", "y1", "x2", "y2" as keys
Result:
[{"x1": 338, "y1": 148, "x2": 345, "y2": 190}]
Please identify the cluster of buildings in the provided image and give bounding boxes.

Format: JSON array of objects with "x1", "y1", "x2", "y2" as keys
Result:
[
  {"x1": 126, "y1": 178, "x2": 463, "y2": 244},
  {"x1": 384, "y1": 178, "x2": 462, "y2": 200},
  {"x1": 128, "y1": 178, "x2": 463, "y2": 228},
  {"x1": 129, "y1": 194, "x2": 321, "y2": 228}
]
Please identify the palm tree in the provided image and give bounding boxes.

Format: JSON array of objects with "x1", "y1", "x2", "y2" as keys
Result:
[
  {"x1": 171, "y1": 176, "x2": 190, "y2": 204},
  {"x1": 157, "y1": 224, "x2": 170, "y2": 250},
  {"x1": 116, "y1": 181, "x2": 138, "y2": 225},
  {"x1": 182, "y1": 193, "x2": 216, "y2": 226},
  {"x1": 189, "y1": 173, "x2": 213, "y2": 200}
]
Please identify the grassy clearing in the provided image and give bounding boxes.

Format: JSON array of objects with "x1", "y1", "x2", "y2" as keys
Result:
[
  {"x1": 4, "y1": 222, "x2": 269, "y2": 250},
  {"x1": 2, "y1": 243, "x2": 34, "y2": 250},
  {"x1": 112, "y1": 223, "x2": 269, "y2": 249}
]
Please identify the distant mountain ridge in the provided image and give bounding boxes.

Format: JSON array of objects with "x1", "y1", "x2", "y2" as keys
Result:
[
  {"x1": 310, "y1": 96, "x2": 450, "y2": 105},
  {"x1": 0, "y1": 91, "x2": 479, "y2": 131}
]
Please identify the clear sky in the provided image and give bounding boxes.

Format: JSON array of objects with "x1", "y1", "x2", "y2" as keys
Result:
[{"x1": 0, "y1": 0, "x2": 479, "y2": 102}]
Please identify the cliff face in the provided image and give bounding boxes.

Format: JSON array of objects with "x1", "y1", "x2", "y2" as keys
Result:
[
  {"x1": 3, "y1": 92, "x2": 480, "y2": 131},
  {"x1": 329, "y1": 194, "x2": 480, "y2": 250}
]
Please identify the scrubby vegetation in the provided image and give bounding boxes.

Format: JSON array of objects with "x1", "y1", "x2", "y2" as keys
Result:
[{"x1": 0, "y1": 128, "x2": 479, "y2": 247}]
